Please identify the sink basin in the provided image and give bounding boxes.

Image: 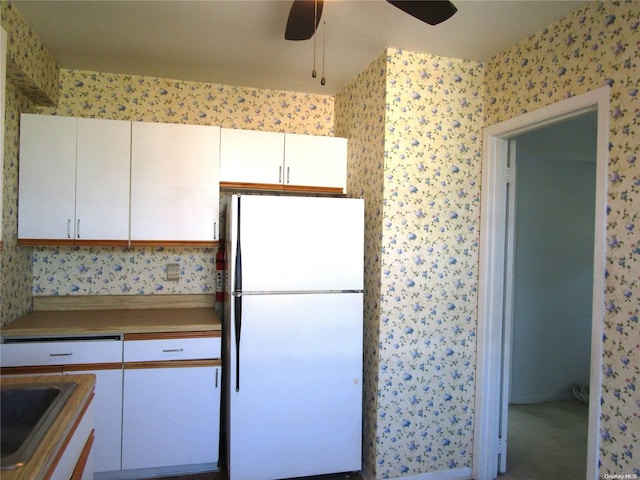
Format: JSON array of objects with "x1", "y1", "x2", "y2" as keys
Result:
[{"x1": 1, "y1": 382, "x2": 77, "y2": 470}]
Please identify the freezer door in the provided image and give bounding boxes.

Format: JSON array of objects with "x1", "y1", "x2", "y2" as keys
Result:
[
  {"x1": 226, "y1": 292, "x2": 363, "y2": 480},
  {"x1": 229, "y1": 195, "x2": 364, "y2": 293}
]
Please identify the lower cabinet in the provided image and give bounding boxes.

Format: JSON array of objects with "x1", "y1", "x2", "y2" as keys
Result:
[
  {"x1": 51, "y1": 392, "x2": 95, "y2": 480},
  {"x1": 0, "y1": 337, "x2": 122, "y2": 474},
  {"x1": 65, "y1": 367, "x2": 123, "y2": 473},
  {"x1": 122, "y1": 363, "x2": 221, "y2": 470},
  {"x1": 0, "y1": 330, "x2": 222, "y2": 476},
  {"x1": 121, "y1": 332, "x2": 222, "y2": 471}
]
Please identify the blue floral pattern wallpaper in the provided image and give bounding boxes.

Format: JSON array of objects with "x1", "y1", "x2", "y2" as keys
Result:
[
  {"x1": 3, "y1": 0, "x2": 640, "y2": 478},
  {"x1": 486, "y1": 2, "x2": 640, "y2": 476},
  {"x1": 337, "y1": 50, "x2": 483, "y2": 478}
]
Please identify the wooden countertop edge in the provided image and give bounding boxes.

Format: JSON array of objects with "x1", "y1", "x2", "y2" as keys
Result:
[{"x1": 1, "y1": 374, "x2": 96, "y2": 480}]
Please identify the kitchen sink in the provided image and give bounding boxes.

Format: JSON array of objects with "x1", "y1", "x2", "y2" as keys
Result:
[{"x1": 1, "y1": 381, "x2": 77, "y2": 470}]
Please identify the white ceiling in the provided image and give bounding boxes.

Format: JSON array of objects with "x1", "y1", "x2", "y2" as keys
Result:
[{"x1": 13, "y1": 0, "x2": 589, "y2": 96}]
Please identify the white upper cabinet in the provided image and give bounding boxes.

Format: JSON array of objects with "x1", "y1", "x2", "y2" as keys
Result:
[
  {"x1": 130, "y1": 122, "x2": 221, "y2": 244},
  {"x1": 284, "y1": 133, "x2": 348, "y2": 192},
  {"x1": 18, "y1": 114, "x2": 131, "y2": 244},
  {"x1": 76, "y1": 118, "x2": 132, "y2": 241},
  {"x1": 220, "y1": 128, "x2": 284, "y2": 187},
  {"x1": 219, "y1": 128, "x2": 348, "y2": 194}
]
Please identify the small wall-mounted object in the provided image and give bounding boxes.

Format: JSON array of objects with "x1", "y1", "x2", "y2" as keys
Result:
[{"x1": 166, "y1": 263, "x2": 180, "y2": 282}]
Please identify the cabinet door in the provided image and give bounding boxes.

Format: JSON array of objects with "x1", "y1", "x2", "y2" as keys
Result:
[
  {"x1": 219, "y1": 128, "x2": 284, "y2": 187},
  {"x1": 131, "y1": 122, "x2": 220, "y2": 243},
  {"x1": 75, "y1": 118, "x2": 131, "y2": 241},
  {"x1": 122, "y1": 365, "x2": 220, "y2": 470},
  {"x1": 50, "y1": 394, "x2": 94, "y2": 480},
  {"x1": 284, "y1": 133, "x2": 347, "y2": 193},
  {"x1": 18, "y1": 114, "x2": 77, "y2": 240},
  {"x1": 65, "y1": 367, "x2": 123, "y2": 473}
]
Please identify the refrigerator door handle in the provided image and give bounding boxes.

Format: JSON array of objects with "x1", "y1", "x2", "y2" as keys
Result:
[
  {"x1": 234, "y1": 294, "x2": 242, "y2": 392},
  {"x1": 234, "y1": 196, "x2": 243, "y2": 392}
]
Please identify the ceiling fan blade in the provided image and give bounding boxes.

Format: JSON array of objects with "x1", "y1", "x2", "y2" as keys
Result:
[
  {"x1": 387, "y1": 0, "x2": 457, "y2": 26},
  {"x1": 285, "y1": 0, "x2": 324, "y2": 40}
]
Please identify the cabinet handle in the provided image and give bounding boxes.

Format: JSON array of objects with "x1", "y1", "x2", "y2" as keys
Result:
[
  {"x1": 50, "y1": 352, "x2": 73, "y2": 357},
  {"x1": 162, "y1": 348, "x2": 184, "y2": 353},
  {"x1": 67, "y1": 219, "x2": 72, "y2": 239},
  {"x1": 214, "y1": 222, "x2": 218, "y2": 241},
  {"x1": 215, "y1": 368, "x2": 219, "y2": 388},
  {"x1": 278, "y1": 166, "x2": 282, "y2": 183},
  {"x1": 287, "y1": 166, "x2": 290, "y2": 184},
  {"x1": 77, "y1": 219, "x2": 81, "y2": 239}
]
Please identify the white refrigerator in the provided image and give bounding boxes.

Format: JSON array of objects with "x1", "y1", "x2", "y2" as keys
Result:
[{"x1": 224, "y1": 194, "x2": 364, "y2": 480}]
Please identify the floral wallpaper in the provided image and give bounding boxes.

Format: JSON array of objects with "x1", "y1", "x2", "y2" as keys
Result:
[
  {"x1": 337, "y1": 50, "x2": 483, "y2": 478},
  {"x1": 0, "y1": 2, "x2": 59, "y2": 105},
  {"x1": 51, "y1": 69, "x2": 334, "y2": 133},
  {"x1": 3, "y1": 0, "x2": 640, "y2": 478},
  {"x1": 1, "y1": 0, "x2": 44, "y2": 325},
  {"x1": 31, "y1": 246, "x2": 216, "y2": 296},
  {"x1": 485, "y1": 1, "x2": 640, "y2": 477}
]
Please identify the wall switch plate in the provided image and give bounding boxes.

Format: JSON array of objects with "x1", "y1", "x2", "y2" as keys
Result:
[{"x1": 166, "y1": 263, "x2": 180, "y2": 282}]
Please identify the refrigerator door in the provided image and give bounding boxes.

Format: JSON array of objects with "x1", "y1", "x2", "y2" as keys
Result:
[
  {"x1": 227, "y1": 292, "x2": 363, "y2": 480},
  {"x1": 229, "y1": 195, "x2": 364, "y2": 293}
]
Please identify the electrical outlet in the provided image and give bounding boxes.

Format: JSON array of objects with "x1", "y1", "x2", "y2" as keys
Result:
[
  {"x1": 216, "y1": 270, "x2": 225, "y2": 291},
  {"x1": 166, "y1": 263, "x2": 180, "y2": 282}
]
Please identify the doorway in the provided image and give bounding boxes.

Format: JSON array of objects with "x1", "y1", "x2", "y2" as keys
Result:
[
  {"x1": 499, "y1": 112, "x2": 597, "y2": 478},
  {"x1": 473, "y1": 87, "x2": 609, "y2": 480}
]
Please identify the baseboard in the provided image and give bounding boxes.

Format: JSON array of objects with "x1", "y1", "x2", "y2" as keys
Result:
[
  {"x1": 365, "y1": 467, "x2": 472, "y2": 480},
  {"x1": 360, "y1": 465, "x2": 375, "y2": 480}
]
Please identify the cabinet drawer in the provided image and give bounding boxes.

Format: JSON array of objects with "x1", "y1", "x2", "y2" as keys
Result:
[
  {"x1": 124, "y1": 334, "x2": 220, "y2": 362},
  {"x1": 1, "y1": 338, "x2": 123, "y2": 367}
]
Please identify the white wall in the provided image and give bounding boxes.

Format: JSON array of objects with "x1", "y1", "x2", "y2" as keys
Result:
[{"x1": 510, "y1": 113, "x2": 596, "y2": 404}]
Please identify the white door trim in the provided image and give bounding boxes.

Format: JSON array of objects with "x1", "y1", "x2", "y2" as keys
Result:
[{"x1": 473, "y1": 86, "x2": 609, "y2": 480}]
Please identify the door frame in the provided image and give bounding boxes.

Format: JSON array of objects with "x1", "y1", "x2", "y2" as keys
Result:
[{"x1": 473, "y1": 86, "x2": 609, "y2": 480}]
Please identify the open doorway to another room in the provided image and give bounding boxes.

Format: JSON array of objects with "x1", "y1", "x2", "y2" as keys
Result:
[
  {"x1": 499, "y1": 112, "x2": 597, "y2": 480},
  {"x1": 473, "y1": 86, "x2": 608, "y2": 480}
]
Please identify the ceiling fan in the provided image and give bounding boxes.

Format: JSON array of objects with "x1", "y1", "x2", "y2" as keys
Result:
[{"x1": 285, "y1": 0, "x2": 458, "y2": 41}]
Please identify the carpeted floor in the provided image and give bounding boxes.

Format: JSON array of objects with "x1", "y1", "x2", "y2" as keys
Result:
[{"x1": 499, "y1": 400, "x2": 589, "y2": 479}]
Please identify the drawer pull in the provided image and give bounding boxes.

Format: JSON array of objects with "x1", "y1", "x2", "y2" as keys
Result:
[
  {"x1": 49, "y1": 352, "x2": 73, "y2": 357},
  {"x1": 162, "y1": 348, "x2": 184, "y2": 353}
]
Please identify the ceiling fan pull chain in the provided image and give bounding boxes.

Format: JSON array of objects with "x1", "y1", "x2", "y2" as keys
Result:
[
  {"x1": 312, "y1": 0, "x2": 318, "y2": 78},
  {"x1": 320, "y1": 20, "x2": 326, "y2": 86}
]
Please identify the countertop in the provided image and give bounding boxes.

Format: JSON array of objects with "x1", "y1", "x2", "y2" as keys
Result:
[
  {"x1": 1, "y1": 374, "x2": 96, "y2": 480},
  {"x1": 1, "y1": 307, "x2": 221, "y2": 338}
]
